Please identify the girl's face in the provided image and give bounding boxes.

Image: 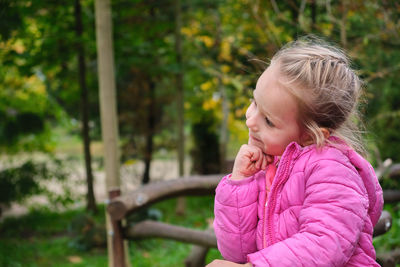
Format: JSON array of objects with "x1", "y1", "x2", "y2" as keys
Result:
[{"x1": 246, "y1": 63, "x2": 305, "y2": 156}]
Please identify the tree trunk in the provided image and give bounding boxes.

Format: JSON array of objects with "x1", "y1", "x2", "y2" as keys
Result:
[
  {"x1": 74, "y1": 0, "x2": 97, "y2": 214},
  {"x1": 174, "y1": 0, "x2": 186, "y2": 215},
  {"x1": 288, "y1": 0, "x2": 300, "y2": 25},
  {"x1": 175, "y1": 0, "x2": 184, "y2": 179},
  {"x1": 340, "y1": 1, "x2": 348, "y2": 48},
  {"x1": 142, "y1": 81, "x2": 155, "y2": 185},
  {"x1": 310, "y1": 0, "x2": 317, "y2": 31}
]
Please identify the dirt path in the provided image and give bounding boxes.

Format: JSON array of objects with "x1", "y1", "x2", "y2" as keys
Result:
[{"x1": 1, "y1": 159, "x2": 192, "y2": 220}]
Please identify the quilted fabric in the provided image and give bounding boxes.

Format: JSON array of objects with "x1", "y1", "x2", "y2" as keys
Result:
[{"x1": 214, "y1": 140, "x2": 383, "y2": 266}]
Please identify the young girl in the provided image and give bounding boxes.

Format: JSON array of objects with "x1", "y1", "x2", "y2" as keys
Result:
[{"x1": 208, "y1": 38, "x2": 383, "y2": 267}]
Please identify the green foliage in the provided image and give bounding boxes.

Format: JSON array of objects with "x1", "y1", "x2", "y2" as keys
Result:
[
  {"x1": 0, "y1": 158, "x2": 71, "y2": 212},
  {"x1": 0, "y1": 161, "x2": 42, "y2": 206},
  {"x1": 0, "y1": 66, "x2": 62, "y2": 152},
  {"x1": 0, "y1": 0, "x2": 100, "y2": 153},
  {"x1": 67, "y1": 213, "x2": 106, "y2": 251},
  {"x1": 114, "y1": 0, "x2": 180, "y2": 161}
]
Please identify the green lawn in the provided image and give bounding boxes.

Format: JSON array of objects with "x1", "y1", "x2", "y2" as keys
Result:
[{"x1": 0, "y1": 196, "x2": 222, "y2": 267}]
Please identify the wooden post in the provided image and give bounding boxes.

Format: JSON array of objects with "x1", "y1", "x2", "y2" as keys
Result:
[
  {"x1": 94, "y1": 0, "x2": 129, "y2": 266},
  {"x1": 109, "y1": 189, "x2": 125, "y2": 267}
]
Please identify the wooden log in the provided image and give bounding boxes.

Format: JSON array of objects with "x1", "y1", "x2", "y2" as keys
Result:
[
  {"x1": 373, "y1": 210, "x2": 392, "y2": 237},
  {"x1": 387, "y1": 164, "x2": 400, "y2": 178},
  {"x1": 377, "y1": 248, "x2": 400, "y2": 267},
  {"x1": 383, "y1": 190, "x2": 400, "y2": 203},
  {"x1": 107, "y1": 175, "x2": 222, "y2": 221},
  {"x1": 124, "y1": 220, "x2": 218, "y2": 248}
]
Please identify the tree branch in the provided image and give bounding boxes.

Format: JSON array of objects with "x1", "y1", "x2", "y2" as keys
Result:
[{"x1": 383, "y1": 190, "x2": 400, "y2": 204}]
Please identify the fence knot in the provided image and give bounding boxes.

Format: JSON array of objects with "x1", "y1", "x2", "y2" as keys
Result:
[{"x1": 136, "y1": 193, "x2": 148, "y2": 206}]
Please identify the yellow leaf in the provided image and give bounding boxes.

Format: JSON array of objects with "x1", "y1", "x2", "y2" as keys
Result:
[
  {"x1": 321, "y1": 23, "x2": 334, "y2": 36},
  {"x1": 201, "y1": 59, "x2": 213, "y2": 67},
  {"x1": 219, "y1": 40, "x2": 232, "y2": 61},
  {"x1": 199, "y1": 35, "x2": 213, "y2": 48},
  {"x1": 202, "y1": 99, "x2": 219, "y2": 110},
  {"x1": 221, "y1": 65, "x2": 230, "y2": 73},
  {"x1": 181, "y1": 26, "x2": 198, "y2": 37},
  {"x1": 123, "y1": 159, "x2": 136, "y2": 166},
  {"x1": 27, "y1": 75, "x2": 46, "y2": 94},
  {"x1": 235, "y1": 107, "x2": 246, "y2": 118},
  {"x1": 200, "y1": 81, "x2": 213, "y2": 91},
  {"x1": 182, "y1": 20, "x2": 201, "y2": 36},
  {"x1": 13, "y1": 39, "x2": 25, "y2": 54},
  {"x1": 222, "y1": 77, "x2": 230, "y2": 85}
]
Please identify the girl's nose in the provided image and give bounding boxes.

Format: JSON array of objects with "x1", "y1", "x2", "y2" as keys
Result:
[{"x1": 246, "y1": 107, "x2": 258, "y2": 131}]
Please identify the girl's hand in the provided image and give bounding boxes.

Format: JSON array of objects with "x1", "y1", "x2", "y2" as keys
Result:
[
  {"x1": 231, "y1": 144, "x2": 273, "y2": 180},
  {"x1": 206, "y1": 259, "x2": 252, "y2": 267}
]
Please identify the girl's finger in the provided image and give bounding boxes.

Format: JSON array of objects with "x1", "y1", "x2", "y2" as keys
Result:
[
  {"x1": 249, "y1": 146, "x2": 259, "y2": 162},
  {"x1": 253, "y1": 149, "x2": 259, "y2": 169},
  {"x1": 261, "y1": 153, "x2": 268, "y2": 170}
]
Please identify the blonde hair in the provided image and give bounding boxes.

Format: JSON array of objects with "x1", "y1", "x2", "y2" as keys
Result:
[{"x1": 271, "y1": 37, "x2": 366, "y2": 154}]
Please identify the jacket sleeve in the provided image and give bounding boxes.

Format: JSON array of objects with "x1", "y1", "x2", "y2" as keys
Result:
[
  {"x1": 247, "y1": 159, "x2": 369, "y2": 266},
  {"x1": 213, "y1": 173, "x2": 260, "y2": 263}
]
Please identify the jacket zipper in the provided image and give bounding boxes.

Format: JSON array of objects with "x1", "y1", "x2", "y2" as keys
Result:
[
  {"x1": 262, "y1": 163, "x2": 277, "y2": 249},
  {"x1": 266, "y1": 147, "x2": 295, "y2": 246},
  {"x1": 263, "y1": 196, "x2": 267, "y2": 248}
]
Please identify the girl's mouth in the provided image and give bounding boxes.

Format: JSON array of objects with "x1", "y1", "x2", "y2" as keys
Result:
[{"x1": 249, "y1": 134, "x2": 262, "y2": 143}]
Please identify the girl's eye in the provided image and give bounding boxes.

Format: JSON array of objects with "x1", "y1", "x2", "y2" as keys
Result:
[{"x1": 265, "y1": 117, "x2": 274, "y2": 127}]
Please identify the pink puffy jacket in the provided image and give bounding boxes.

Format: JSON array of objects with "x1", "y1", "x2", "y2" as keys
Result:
[{"x1": 214, "y1": 140, "x2": 383, "y2": 266}]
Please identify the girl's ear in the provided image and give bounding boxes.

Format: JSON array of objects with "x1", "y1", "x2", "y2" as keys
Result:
[
  {"x1": 320, "y1": 128, "x2": 331, "y2": 139},
  {"x1": 299, "y1": 127, "x2": 330, "y2": 147}
]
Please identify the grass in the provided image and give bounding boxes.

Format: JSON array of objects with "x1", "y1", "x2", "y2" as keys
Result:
[
  {"x1": 0, "y1": 196, "x2": 223, "y2": 267},
  {"x1": 0, "y1": 206, "x2": 107, "y2": 267}
]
